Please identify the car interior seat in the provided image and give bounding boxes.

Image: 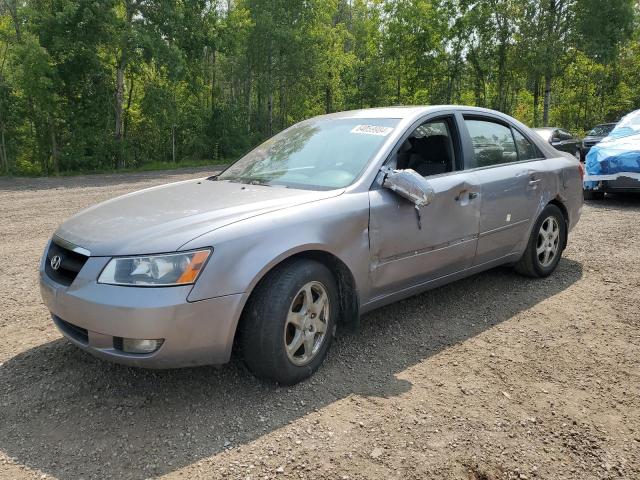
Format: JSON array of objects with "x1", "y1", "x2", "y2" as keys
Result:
[
  {"x1": 394, "y1": 138, "x2": 413, "y2": 170},
  {"x1": 407, "y1": 134, "x2": 453, "y2": 176}
]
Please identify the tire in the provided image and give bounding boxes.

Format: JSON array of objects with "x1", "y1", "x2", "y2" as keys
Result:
[
  {"x1": 583, "y1": 189, "x2": 604, "y2": 200},
  {"x1": 515, "y1": 204, "x2": 567, "y2": 278},
  {"x1": 240, "y1": 259, "x2": 338, "y2": 385}
]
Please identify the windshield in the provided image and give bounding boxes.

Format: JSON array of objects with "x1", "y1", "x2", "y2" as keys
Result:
[
  {"x1": 588, "y1": 124, "x2": 615, "y2": 137},
  {"x1": 218, "y1": 117, "x2": 399, "y2": 190},
  {"x1": 608, "y1": 110, "x2": 640, "y2": 139}
]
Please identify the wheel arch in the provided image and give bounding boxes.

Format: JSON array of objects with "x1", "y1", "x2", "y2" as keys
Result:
[{"x1": 232, "y1": 249, "x2": 360, "y2": 351}]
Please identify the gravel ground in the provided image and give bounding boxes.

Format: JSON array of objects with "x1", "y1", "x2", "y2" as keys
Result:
[{"x1": 0, "y1": 169, "x2": 638, "y2": 480}]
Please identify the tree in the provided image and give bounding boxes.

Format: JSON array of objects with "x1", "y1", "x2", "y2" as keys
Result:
[{"x1": 0, "y1": 0, "x2": 639, "y2": 175}]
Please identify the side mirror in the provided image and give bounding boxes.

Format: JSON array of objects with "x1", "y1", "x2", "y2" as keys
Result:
[
  {"x1": 551, "y1": 136, "x2": 560, "y2": 144},
  {"x1": 382, "y1": 168, "x2": 435, "y2": 207}
]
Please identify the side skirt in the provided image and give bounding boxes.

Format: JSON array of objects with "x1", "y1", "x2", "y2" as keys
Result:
[{"x1": 360, "y1": 252, "x2": 521, "y2": 315}]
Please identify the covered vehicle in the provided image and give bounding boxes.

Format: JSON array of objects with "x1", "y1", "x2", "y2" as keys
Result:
[
  {"x1": 581, "y1": 123, "x2": 617, "y2": 160},
  {"x1": 584, "y1": 109, "x2": 640, "y2": 199}
]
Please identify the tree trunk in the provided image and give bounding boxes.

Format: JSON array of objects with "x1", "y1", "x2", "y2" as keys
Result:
[
  {"x1": 211, "y1": 48, "x2": 216, "y2": 113},
  {"x1": 267, "y1": 90, "x2": 273, "y2": 136},
  {"x1": 123, "y1": 76, "x2": 134, "y2": 139},
  {"x1": 325, "y1": 70, "x2": 333, "y2": 114},
  {"x1": 447, "y1": 54, "x2": 460, "y2": 104},
  {"x1": 279, "y1": 77, "x2": 286, "y2": 129},
  {"x1": 494, "y1": 33, "x2": 508, "y2": 112},
  {"x1": 533, "y1": 77, "x2": 540, "y2": 127},
  {"x1": 267, "y1": 45, "x2": 273, "y2": 136},
  {"x1": 543, "y1": 72, "x2": 552, "y2": 127},
  {"x1": 48, "y1": 116, "x2": 59, "y2": 175},
  {"x1": 114, "y1": 57, "x2": 125, "y2": 168},
  {"x1": 469, "y1": 47, "x2": 485, "y2": 107},
  {"x1": 114, "y1": 0, "x2": 135, "y2": 169},
  {"x1": 3, "y1": 0, "x2": 21, "y2": 41},
  {"x1": 0, "y1": 122, "x2": 8, "y2": 174},
  {"x1": 0, "y1": 96, "x2": 8, "y2": 172},
  {"x1": 171, "y1": 124, "x2": 176, "y2": 163},
  {"x1": 246, "y1": 71, "x2": 252, "y2": 133}
]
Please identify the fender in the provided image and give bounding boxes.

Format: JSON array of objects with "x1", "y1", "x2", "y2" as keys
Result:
[{"x1": 181, "y1": 192, "x2": 372, "y2": 304}]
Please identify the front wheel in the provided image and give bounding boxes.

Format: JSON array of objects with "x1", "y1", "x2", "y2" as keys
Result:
[
  {"x1": 515, "y1": 204, "x2": 567, "y2": 278},
  {"x1": 240, "y1": 259, "x2": 338, "y2": 385}
]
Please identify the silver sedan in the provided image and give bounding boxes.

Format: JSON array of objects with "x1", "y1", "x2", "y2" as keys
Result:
[{"x1": 40, "y1": 106, "x2": 583, "y2": 384}]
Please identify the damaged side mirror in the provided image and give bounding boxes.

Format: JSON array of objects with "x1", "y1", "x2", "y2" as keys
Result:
[
  {"x1": 382, "y1": 168, "x2": 435, "y2": 208},
  {"x1": 382, "y1": 168, "x2": 435, "y2": 229}
]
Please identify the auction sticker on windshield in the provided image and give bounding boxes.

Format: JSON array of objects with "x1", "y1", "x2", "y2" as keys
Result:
[{"x1": 350, "y1": 124, "x2": 394, "y2": 136}]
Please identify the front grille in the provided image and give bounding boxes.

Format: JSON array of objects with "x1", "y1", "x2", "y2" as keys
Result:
[
  {"x1": 45, "y1": 240, "x2": 89, "y2": 286},
  {"x1": 53, "y1": 315, "x2": 89, "y2": 344}
]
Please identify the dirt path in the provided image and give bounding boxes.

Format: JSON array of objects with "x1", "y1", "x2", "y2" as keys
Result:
[{"x1": 0, "y1": 169, "x2": 638, "y2": 480}]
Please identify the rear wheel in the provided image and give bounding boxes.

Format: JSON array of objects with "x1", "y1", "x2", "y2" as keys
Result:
[
  {"x1": 515, "y1": 204, "x2": 566, "y2": 278},
  {"x1": 240, "y1": 259, "x2": 338, "y2": 385}
]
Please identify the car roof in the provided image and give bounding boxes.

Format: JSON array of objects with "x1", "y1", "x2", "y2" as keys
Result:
[{"x1": 317, "y1": 105, "x2": 522, "y2": 120}]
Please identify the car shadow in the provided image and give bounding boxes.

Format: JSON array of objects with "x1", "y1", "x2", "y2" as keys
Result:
[{"x1": 0, "y1": 259, "x2": 583, "y2": 479}]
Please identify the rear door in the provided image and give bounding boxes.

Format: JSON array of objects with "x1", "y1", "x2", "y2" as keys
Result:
[
  {"x1": 368, "y1": 113, "x2": 481, "y2": 299},
  {"x1": 460, "y1": 115, "x2": 546, "y2": 265}
]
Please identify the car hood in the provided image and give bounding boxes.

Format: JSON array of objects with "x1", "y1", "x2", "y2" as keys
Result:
[{"x1": 55, "y1": 178, "x2": 343, "y2": 256}]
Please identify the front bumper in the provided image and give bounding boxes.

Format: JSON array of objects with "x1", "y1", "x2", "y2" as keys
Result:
[{"x1": 39, "y1": 254, "x2": 244, "y2": 368}]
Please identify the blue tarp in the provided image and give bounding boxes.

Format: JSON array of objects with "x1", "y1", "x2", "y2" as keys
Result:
[{"x1": 584, "y1": 109, "x2": 640, "y2": 189}]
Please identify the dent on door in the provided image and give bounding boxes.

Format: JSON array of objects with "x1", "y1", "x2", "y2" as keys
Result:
[{"x1": 368, "y1": 172, "x2": 480, "y2": 299}]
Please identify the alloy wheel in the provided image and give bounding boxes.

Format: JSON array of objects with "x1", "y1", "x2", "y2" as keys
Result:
[
  {"x1": 284, "y1": 281, "x2": 330, "y2": 366},
  {"x1": 536, "y1": 216, "x2": 560, "y2": 267}
]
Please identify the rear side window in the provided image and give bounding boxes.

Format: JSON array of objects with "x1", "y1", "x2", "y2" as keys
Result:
[
  {"x1": 464, "y1": 119, "x2": 518, "y2": 167},
  {"x1": 512, "y1": 129, "x2": 540, "y2": 161}
]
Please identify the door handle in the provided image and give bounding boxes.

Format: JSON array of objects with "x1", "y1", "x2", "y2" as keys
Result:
[
  {"x1": 455, "y1": 190, "x2": 479, "y2": 202},
  {"x1": 529, "y1": 178, "x2": 542, "y2": 185}
]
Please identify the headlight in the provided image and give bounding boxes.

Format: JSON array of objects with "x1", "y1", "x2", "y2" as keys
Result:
[{"x1": 98, "y1": 249, "x2": 211, "y2": 286}]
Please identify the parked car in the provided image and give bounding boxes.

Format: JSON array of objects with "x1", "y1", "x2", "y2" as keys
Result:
[
  {"x1": 533, "y1": 127, "x2": 582, "y2": 159},
  {"x1": 582, "y1": 123, "x2": 617, "y2": 160},
  {"x1": 40, "y1": 106, "x2": 583, "y2": 384},
  {"x1": 584, "y1": 110, "x2": 640, "y2": 200}
]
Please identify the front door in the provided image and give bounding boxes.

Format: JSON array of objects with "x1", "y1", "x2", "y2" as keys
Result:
[{"x1": 368, "y1": 115, "x2": 481, "y2": 300}]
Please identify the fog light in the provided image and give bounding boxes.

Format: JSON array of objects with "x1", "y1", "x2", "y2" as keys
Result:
[{"x1": 120, "y1": 338, "x2": 164, "y2": 354}]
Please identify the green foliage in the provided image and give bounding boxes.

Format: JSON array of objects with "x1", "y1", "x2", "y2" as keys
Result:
[{"x1": 0, "y1": 0, "x2": 639, "y2": 176}]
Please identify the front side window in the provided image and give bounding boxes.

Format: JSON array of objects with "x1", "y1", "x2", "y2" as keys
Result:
[
  {"x1": 218, "y1": 117, "x2": 399, "y2": 190},
  {"x1": 465, "y1": 119, "x2": 518, "y2": 167},
  {"x1": 394, "y1": 118, "x2": 457, "y2": 176}
]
